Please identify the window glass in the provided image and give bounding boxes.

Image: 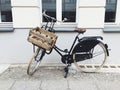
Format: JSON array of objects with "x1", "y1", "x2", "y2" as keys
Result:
[
  {"x1": 105, "y1": 0, "x2": 117, "y2": 22},
  {"x1": 42, "y1": 0, "x2": 76, "y2": 22},
  {"x1": 42, "y1": 0, "x2": 56, "y2": 22},
  {"x1": 62, "y1": 0, "x2": 76, "y2": 22},
  {"x1": 0, "y1": 0, "x2": 12, "y2": 22}
]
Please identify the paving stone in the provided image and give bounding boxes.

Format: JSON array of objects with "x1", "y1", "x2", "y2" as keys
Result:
[
  {"x1": 41, "y1": 80, "x2": 68, "y2": 90},
  {"x1": 0, "y1": 80, "x2": 14, "y2": 90},
  {"x1": 68, "y1": 80, "x2": 97, "y2": 90},
  {"x1": 95, "y1": 81, "x2": 120, "y2": 90},
  {"x1": 10, "y1": 80, "x2": 41, "y2": 90}
]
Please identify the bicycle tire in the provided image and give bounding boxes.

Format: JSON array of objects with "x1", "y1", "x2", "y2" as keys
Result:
[
  {"x1": 73, "y1": 42, "x2": 107, "y2": 72},
  {"x1": 27, "y1": 47, "x2": 45, "y2": 75}
]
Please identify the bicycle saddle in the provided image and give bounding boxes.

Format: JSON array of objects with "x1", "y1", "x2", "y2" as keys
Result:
[{"x1": 74, "y1": 28, "x2": 86, "y2": 34}]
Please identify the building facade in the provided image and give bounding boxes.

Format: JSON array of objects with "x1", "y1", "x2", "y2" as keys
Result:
[{"x1": 0, "y1": 0, "x2": 120, "y2": 66}]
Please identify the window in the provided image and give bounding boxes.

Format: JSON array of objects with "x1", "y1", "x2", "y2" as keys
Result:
[
  {"x1": 0, "y1": 0, "x2": 12, "y2": 22},
  {"x1": 104, "y1": 0, "x2": 120, "y2": 32},
  {"x1": 105, "y1": 0, "x2": 117, "y2": 22},
  {"x1": 42, "y1": 0, "x2": 56, "y2": 22},
  {"x1": 42, "y1": 0, "x2": 76, "y2": 22},
  {"x1": 62, "y1": 0, "x2": 76, "y2": 22}
]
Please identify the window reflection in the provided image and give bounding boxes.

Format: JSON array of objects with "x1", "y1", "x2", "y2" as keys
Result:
[
  {"x1": 62, "y1": 0, "x2": 76, "y2": 22},
  {"x1": 42, "y1": 0, "x2": 56, "y2": 22},
  {"x1": 105, "y1": 0, "x2": 117, "y2": 22},
  {"x1": 0, "y1": 0, "x2": 12, "y2": 22}
]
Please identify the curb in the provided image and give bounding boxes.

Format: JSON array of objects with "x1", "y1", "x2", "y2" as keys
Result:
[{"x1": 0, "y1": 64, "x2": 10, "y2": 74}]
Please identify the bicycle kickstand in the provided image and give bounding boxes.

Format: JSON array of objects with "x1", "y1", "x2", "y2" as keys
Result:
[{"x1": 64, "y1": 64, "x2": 71, "y2": 78}]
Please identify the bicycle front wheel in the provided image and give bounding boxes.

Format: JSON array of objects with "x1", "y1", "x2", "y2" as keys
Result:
[
  {"x1": 27, "y1": 47, "x2": 45, "y2": 75},
  {"x1": 73, "y1": 42, "x2": 107, "y2": 72}
]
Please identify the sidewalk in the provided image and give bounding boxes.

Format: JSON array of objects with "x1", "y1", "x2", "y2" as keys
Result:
[{"x1": 0, "y1": 65, "x2": 120, "y2": 90}]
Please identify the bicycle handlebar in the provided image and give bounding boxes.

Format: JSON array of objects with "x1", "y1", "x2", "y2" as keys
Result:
[{"x1": 42, "y1": 10, "x2": 68, "y2": 22}]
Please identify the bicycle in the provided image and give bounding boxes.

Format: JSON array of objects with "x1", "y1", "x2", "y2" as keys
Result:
[{"x1": 27, "y1": 11, "x2": 109, "y2": 78}]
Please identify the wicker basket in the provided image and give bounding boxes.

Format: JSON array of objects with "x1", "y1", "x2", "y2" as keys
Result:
[{"x1": 27, "y1": 27, "x2": 58, "y2": 50}]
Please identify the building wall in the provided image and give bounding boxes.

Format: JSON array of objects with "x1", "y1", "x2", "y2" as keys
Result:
[
  {"x1": 0, "y1": 0, "x2": 120, "y2": 66},
  {"x1": 11, "y1": 0, "x2": 41, "y2": 28},
  {"x1": 0, "y1": 28, "x2": 120, "y2": 66}
]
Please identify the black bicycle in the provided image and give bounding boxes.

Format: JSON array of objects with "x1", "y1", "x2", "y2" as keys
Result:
[{"x1": 27, "y1": 11, "x2": 109, "y2": 78}]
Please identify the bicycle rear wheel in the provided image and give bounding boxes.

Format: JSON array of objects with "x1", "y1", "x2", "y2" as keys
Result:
[
  {"x1": 73, "y1": 42, "x2": 107, "y2": 72},
  {"x1": 27, "y1": 47, "x2": 45, "y2": 75}
]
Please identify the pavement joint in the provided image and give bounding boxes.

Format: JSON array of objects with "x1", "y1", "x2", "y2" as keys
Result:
[
  {"x1": 67, "y1": 79, "x2": 71, "y2": 90},
  {"x1": 8, "y1": 80, "x2": 16, "y2": 90}
]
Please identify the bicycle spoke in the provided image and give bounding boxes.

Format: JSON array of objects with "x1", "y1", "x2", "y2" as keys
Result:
[
  {"x1": 73, "y1": 43, "x2": 107, "y2": 72},
  {"x1": 93, "y1": 51, "x2": 105, "y2": 57},
  {"x1": 27, "y1": 48, "x2": 45, "y2": 75}
]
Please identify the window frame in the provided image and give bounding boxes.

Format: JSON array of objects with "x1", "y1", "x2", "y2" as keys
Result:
[
  {"x1": 0, "y1": 0, "x2": 13, "y2": 32},
  {"x1": 104, "y1": 0, "x2": 120, "y2": 32},
  {"x1": 0, "y1": 0, "x2": 13, "y2": 22},
  {"x1": 0, "y1": 11, "x2": 1, "y2": 22}
]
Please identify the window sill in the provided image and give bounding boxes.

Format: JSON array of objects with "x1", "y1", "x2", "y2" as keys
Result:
[
  {"x1": 103, "y1": 25, "x2": 120, "y2": 33},
  {"x1": 0, "y1": 22, "x2": 14, "y2": 32}
]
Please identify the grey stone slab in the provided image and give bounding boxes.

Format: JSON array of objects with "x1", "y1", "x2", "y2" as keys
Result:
[
  {"x1": 10, "y1": 80, "x2": 41, "y2": 90},
  {"x1": 41, "y1": 80, "x2": 68, "y2": 90},
  {"x1": 68, "y1": 80, "x2": 97, "y2": 90},
  {"x1": 0, "y1": 80, "x2": 14, "y2": 90},
  {"x1": 95, "y1": 81, "x2": 120, "y2": 90}
]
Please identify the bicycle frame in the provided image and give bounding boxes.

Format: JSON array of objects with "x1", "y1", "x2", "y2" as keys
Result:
[
  {"x1": 53, "y1": 33, "x2": 80, "y2": 57},
  {"x1": 41, "y1": 16, "x2": 81, "y2": 58}
]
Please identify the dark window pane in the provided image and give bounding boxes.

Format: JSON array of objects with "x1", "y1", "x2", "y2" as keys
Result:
[
  {"x1": 42, "y1": 0, "x2": 56, "y2": 22},
  {"x1": 0, "y1": 0, "x2": 12, "y2": 22},
  {"x1": 105, "y1": 0, "x2": 117, "y2": 22},
  {"x1": 62, "y1": 0, "x2": 76, "y2": 22}
]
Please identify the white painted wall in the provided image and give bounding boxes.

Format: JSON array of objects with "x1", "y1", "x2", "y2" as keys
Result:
[
  {"x1": 79, "y1": 0, "x2": 105, "y2": 6},
  {"x1": 0, "y1": 29, "x2": 120, "y2": 65},
  {"x1": 11, "y1": 0, "x2": 41, "y2": 28},
  {"x1": 78, "y1": 0, "x2": 105, "y2": 28},
  {"x1": 78, "y1": 8, "x2": 105, "y2": 28},
  {"x1": 0, "y1": 29, "x2": 32, "y2": 63},
  {"x1": 11, "y1": 0, "x2": 39, "y2": 6}
]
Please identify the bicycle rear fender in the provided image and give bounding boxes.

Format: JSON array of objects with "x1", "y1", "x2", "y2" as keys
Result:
[
  {"x1": 72, "y1": 37, "x2": 109, "y2": 56},
  {"x1": 104, "y1": 44, "x2": 109, "y2": 56},
  {"x1": 72, "y1": 38, "x2": 100, "y2": 53}
]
